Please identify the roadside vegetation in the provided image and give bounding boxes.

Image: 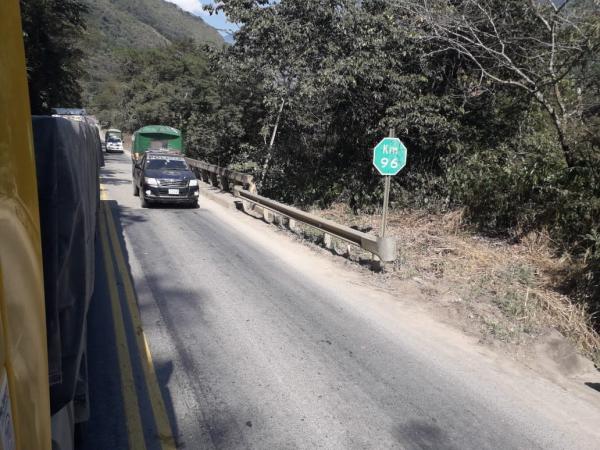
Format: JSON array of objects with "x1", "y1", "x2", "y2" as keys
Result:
[
  {"x1": 20, "y1": 0, "x2": 88, "y2": 113},
  {"x1": 318, "y1": 204, "x2": 600, "y2": 363},
  {"x1": 20, "y1": 0, "x2": 600, "y2": 358}
]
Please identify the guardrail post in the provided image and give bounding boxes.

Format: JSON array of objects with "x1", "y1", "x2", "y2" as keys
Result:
[
  {"x1": 360, "y1": 236, "x2": 396, "y2": 263},
  {"x1": 220, "y1": 175, "x2": 230, "y2": 192},
  {"x1": 323, "y1": 233, "x2": 333, "y2": 250},
  {"x1": 288, "y1": 218, "x2": 299, "y2": 233},
  {"x1": 263, "y1": 209, "x2": 274, "y2": 224},
  {"x1": 376, "y1": 236, "x2": 397, "y2": 263}
]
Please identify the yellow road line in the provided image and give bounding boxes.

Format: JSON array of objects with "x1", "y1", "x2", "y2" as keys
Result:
[
  {"x1": 99, "y1": 202, "x2": 146, "y2": 450},
  {"x1": 102, "y1": 192, "x2": 176, "y2": 449}
]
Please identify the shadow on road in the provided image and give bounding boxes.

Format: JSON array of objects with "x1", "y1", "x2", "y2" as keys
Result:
[
  {"x1": 82, "y1": 242, "x2": 129, "y2": 450},
  {"x1": 394, "y1": 420, "x2": 458, "y2": 450},
  {"x1": 100, "y1": 166, "x2": 132, "y2": 187},
  {"x1": 117, "y1": 205, "x2": 149, "y2": 227},
  {"x1": 80, "y1": 200, "x2": 181, "y2": 449},
  {"x1": 109, "y1": 199, "x2": 182, "y2": 444}
]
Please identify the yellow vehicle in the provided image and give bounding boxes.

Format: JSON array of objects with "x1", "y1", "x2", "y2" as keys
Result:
[
  {"x1": 0, "y1": 1, "x2": 52, "y2": 449},
  {"x1": 1, "y1": 2, "x2": 102, "y2": 449}
]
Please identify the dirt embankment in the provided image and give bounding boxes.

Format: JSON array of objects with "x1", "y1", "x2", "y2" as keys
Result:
[{"x1": 308, "y1": 204, "x2": 600, "y2": 370}]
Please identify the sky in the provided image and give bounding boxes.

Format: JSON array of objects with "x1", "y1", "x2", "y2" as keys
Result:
[{"x1": 165, "y1": 0, "x2": 238, "y2": 41}]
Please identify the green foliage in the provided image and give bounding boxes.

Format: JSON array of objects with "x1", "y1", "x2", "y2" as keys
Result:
[
  {"x1": 20, "y1": 0, "x2": 88, "y2": 113},
  {"x1": 447, "y1": 110, "x2": 564, "y2": 233},
  {"x1": 79, "y1": 0, "x2": 223, "y2": 53},
  {"x1": 80, "y1": 0, "x2": 224, "y2": 125},
  {"x1": 95, "y1": 0, "x2": 224, "y2": 46},
  {"x1": 209, "y1": 1, "x2": 469, "y2": 208},
  {"x1": 93, "y1": 41, "x2": 221, "y2": 155}
]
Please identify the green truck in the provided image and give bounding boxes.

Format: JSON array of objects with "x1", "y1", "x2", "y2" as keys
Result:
[{"x1": 131, "y1": 125, "x2": 183, "y2": 161}]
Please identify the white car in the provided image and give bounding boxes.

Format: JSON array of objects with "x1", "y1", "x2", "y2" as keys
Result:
[{"x1": 106, "y1": 138, "x2": 124, "y2": 153}]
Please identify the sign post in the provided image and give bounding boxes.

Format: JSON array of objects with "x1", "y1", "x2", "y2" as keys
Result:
[{"x1": 373, "y1": 129, "x2": 407, "y2": 239}]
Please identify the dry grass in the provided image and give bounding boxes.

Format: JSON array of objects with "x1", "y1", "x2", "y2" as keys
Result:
[{"x1": 319, "y1": 204, "x2": 600, "y2": 362}]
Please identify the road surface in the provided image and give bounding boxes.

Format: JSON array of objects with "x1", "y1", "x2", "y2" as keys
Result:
[{"x1": 83, "y1": 151, "x2": 600, "y2": 449}]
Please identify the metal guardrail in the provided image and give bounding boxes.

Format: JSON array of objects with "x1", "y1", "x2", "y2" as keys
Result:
[
  {"x1": 236, "y1": 189, "x2": 397, "y2": 263},
  {"x1": 185, "y1": 157, "x2": 397, "y2": 263},
  {"x1": 185, "y1": 158, "x2": 257, "y2": 193}
]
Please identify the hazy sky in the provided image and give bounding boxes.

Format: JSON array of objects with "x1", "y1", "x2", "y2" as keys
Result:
[{"x1": 165, "y1": 0, "x2": 238, "y2": 39}]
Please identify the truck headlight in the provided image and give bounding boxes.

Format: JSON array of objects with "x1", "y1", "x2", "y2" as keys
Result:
[
  {"x1": 145, "y1": 177, "x2": 158, "y2": 187},
  {"x1": 189, "y1": 179, "x2": 198, "y2": 187}
]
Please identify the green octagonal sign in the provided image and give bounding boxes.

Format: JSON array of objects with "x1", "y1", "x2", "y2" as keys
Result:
[{"x1": 373, "y1": 137, "x2": 407, "y2": 176}]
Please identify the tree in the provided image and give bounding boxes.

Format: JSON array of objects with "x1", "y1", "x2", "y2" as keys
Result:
[
  {"x1": 211, "y1": 0, "x2": 473, "y2": 207},
  {"x1": 401, "y1": 0, "x2": 600, "y2": 168},
  {"x1": 20, "y1": 0, "x2": 88, "y2": 113}
]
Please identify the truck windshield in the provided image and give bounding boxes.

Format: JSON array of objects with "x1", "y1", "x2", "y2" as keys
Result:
[{"x1": 146, "y1": 159, "x2": 188, "y2": 170}]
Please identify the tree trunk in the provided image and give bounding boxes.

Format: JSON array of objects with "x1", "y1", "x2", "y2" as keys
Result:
[
  {"x1": 259, "y1": 97, "x2": 285, "y2": 189},
  {"x1": 534, "y1": 91, "x2": 576, "y2": 168},
  {"x1": 554, "y1": 118, "x2": 576, "y2": 168}
]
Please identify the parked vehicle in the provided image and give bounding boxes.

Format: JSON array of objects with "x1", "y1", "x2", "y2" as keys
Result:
[
  {"x1": 131, "y1": 125, "x2": 182, "y2": 161},
  {"x1": 106, "y1": 136, "x2": 124, "y2": 153},
  {"x1": 133, "y1": 151, "x2": 199, "y2": 208}
]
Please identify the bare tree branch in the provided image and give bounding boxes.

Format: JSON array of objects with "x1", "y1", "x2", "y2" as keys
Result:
[{"x1": 397, "y1": 0, "x2": 599, "y2": 167}]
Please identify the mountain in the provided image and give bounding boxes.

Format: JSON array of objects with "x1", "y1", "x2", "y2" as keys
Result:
[
  {"x1": 80, "y1": 0, "x2": 224, "y2": 116},
  {"x1": 82, "y1": 0, "x2": 223, "y2": 50}
]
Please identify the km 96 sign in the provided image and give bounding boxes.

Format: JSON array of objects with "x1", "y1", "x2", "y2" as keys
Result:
[{"x1": 373, "y1": 137, "x2": 407, "y2": 176}]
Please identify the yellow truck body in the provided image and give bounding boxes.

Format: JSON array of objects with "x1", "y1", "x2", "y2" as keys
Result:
[{"x1": 0, "y1": 1, "x2": 52, "y2": 448}]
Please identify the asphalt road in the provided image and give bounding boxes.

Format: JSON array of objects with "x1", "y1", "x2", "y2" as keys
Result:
[{"x1": 84, "y1": 150, "x2": 600, "y2": 450}]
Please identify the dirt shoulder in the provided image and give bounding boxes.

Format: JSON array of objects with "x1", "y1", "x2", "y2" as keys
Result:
[{"x1": 316, "y1": 204, "x2": 600, "y2": 372}]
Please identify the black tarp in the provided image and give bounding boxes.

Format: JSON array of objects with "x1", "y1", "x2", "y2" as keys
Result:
[{"x1": 32, "y1": 116, "x2": 100, "y2": 414}]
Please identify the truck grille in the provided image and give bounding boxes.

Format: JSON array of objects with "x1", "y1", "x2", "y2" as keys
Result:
[{"x1": 158, "y1": 179, "x2": 187, "y2": 188}]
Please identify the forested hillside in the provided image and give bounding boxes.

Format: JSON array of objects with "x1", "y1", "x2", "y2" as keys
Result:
[
  {"x1": 79, "y1": 0, "x2": 224, "y2": 122},
  {"x1": 82, "y1": 0, "x2": 223, "y2": 49},
  {"x1": 19, "y1": 0, "x2": 223, "y2": 116}
]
